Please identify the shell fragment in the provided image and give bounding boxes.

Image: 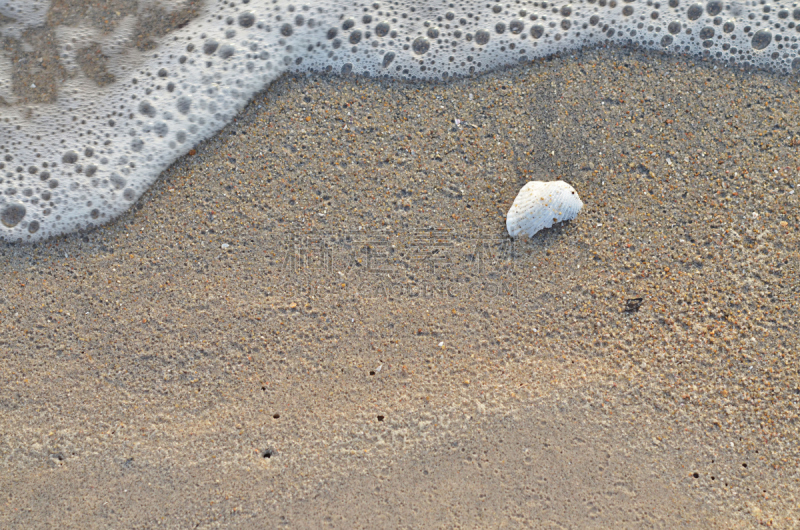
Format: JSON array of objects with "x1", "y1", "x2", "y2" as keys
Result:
[{"x1": 506, "y1": 181, "x2": 583, "y2": 238}]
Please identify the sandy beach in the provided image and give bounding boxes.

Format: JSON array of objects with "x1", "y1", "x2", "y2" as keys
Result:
[{"x1": 1, "y1": 44, "x2": 799, "y2": 527}]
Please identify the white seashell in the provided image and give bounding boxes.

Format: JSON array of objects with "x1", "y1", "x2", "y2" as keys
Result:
[{"x1": 506, "y1": 181, "x2": 583, "y2": 238}]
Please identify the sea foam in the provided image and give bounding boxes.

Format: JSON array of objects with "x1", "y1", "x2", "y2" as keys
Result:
[{"x1": 1, "y1": 0, "x2": 798, "y2": 241}]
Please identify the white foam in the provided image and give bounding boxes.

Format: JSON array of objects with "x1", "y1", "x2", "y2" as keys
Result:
[
  {"x1": 0, "y1": 0, "x2": 50, "y2": 39},
  {"x1": 1, "y1": 0, "x2": 799, "y2": 241}
]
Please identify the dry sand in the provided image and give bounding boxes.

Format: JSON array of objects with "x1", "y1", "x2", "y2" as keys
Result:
[{"x1": 2, "y1": 45, "x2": 799, "y2": 527}]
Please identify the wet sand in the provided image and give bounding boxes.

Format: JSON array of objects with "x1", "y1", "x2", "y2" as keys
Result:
[{"x1": 1, "y1": 46, "x2": 799, "y2": 527}]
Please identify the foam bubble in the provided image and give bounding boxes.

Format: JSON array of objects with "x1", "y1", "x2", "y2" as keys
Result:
[{"x1": 2, "y1": 0, "x2": 800, "y2": 241}]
